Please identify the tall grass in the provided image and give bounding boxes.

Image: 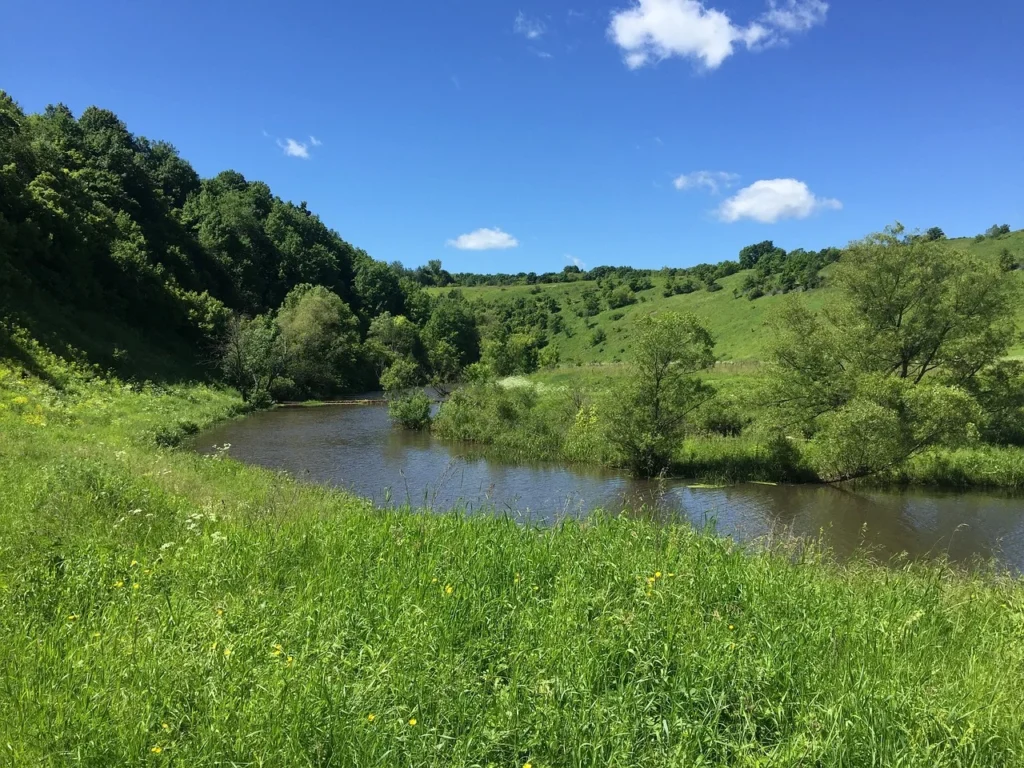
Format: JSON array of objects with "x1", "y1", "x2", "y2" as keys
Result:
[{"x1": 2, "y1": 353, "x2": 1024, "y2": 766}]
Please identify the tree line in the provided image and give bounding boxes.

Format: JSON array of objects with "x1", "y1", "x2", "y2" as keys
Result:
[{"x1": 0, "y1": 90, "x2": 484, "y2": 403}]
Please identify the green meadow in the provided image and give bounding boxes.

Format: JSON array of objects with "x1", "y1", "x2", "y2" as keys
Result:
[{"x1": 3, "y1": 331, "x2": 1024, "y2": 767}]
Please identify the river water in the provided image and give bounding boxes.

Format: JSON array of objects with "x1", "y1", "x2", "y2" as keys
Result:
[{"x1": 196, "y1": 403, "x2": 1024, "y2": 572}]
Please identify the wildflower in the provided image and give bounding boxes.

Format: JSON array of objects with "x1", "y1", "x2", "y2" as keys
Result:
[
  {"x1": 162, "y1": 723, "x2": 170, "y2": 732},
  {"x1": 143, "y1": 569, "x2": 152, "y2": 575},
  {"x1": 728, "y1": 624, "x2": 735, "y2": 631},
  {"x1": 646, "y1": 577, "x2": 656, "y2": 585},
  {"x1": 130, "y1": 560, "x2": 139, "y2": 567},
  {"x1": 367, "y1": 713, "x2": 376, "y2": 722},
  {"x1": 211, "y1": 641, "x2": 218, "y2": 651},
  {"x1": 655, "y1": 571, "x2": 662, "y2": 579},
  {"x1": 667, "y1": 572, "x2": 675, "y2": 578},
  {"x1": 524, "y1": 763, "x2": 533, "y2": 768},
  {"x1": 92, "y1": 632, "x2": 101, "y2": 639},
  {"x1": 113, "y1": 580, "x2": 124, "y2": 588},
  {"x1": 67, "y1": 614, "x2": 79, "y2": 622},
  {"x1": 408, "y1": 718, "x2": 417, "y2": 726},
  {"x1": 431, "y1": 577, "x2": 438, "y2": 583},
  {"x1": 216, "y1": 608, "x2": 224, "y2": 617},
  {"x1": 514, "y1": 573, "x2": 521, "y2": 584},
  {"x1": 286, "y1": 656, "x2": 294, "y2": 666},
  {"x1": 445, "y1": 584, "x2": 454, "y2": 595},
  {"x1": 133, "y1": 583, "x2": 140, "y2": 590},
  {"x1": 150, "y1": 745, "x2": 163, "y2": 754},
  {"x1": 223, "y1": 647, "x2": 232, "y2": 658},
  {"x1": 271, "y1": 643, "x2": 283, "y2": 656}
]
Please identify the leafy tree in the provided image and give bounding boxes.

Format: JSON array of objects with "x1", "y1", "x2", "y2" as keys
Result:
[
  {"x1": 767, "y1": 224, "x2": 1016, "y2": 480},
  {"x1": 355, "y1": 260, "x2": 404, "y2": 317},
  {"x1": 606, "y1": 312, "x2": 715, "y2": 476},
  {"x1": 739, "y1": 240, "x2": 785, "y2": 269},
  {"x1": 922, "y1": 226, "x2": 946, "y2": 242},
  {"x1": 365, "y1": 312, "x2": 421, "y2": 375},
  {"x1": 219, "y1": 314, "x2": 284, "y2": 403},
  {"x1": 276, "y1": 284, "x2": 361, "y2": 398},
  {"x1": 998, "y1": 248, "x2": 1017, "y2": 272},
  {"x1": 986, "y1": 224, "x2": 1011, "y2": 238},
  {"x1": 481, "y1": 332, "x2": 540, "y2": 376},
  {"x1": 422, "y1": 291, "x2": 479, "y2": 368}
]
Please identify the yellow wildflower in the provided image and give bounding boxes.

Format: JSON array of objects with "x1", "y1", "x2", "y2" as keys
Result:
[
  {"x1": 445, "y1": 584, "x2": 454, "y2": 595},
  {"x1": 524, "y1": 763, "x2": 533, "y2": 768},
  {"x1": 728, "y1": 624, "x2": 735, "y2": 631},
  {"x1": 646, "y1": 577, "x2": 656, "y2": 585},
  {"x1": 367, "y1": 713, "x2": 376, "y2": 722},
  {"x1": 113, "y1": 580, "x2": 124, "y2": 588},
  {"x1": 67, "y1": 614, "x2": 79, "y2": 622},
  {"x1": 133, "y1": 583, "x2": 140, "y2": 590},
  {"x1": 272, "y1": 643, "x2": 283, "y2": 656},
  {"x1": 91, "y1": 632, "x2": 101, "y2": 639},
  {"x1": 211, "y1": 641, "x2": 218, "y2": 651},
  {"x1": 286, "y1": 656, "x2": 294, "y2": 666},
  {"x1": 162, "y1": 723, "x2": 170, "y2": 732},
  {"x1": 150, "y1": 745, "x2": 163, "y2": 754},
  {"x1": 130, "y1": 560, "x2": 139, "y2": 567},
  {"x1": 431, "y1": 577, "x2": 438, "y2": 583},
  {"x1": 223, "y1": 647, "x2": 232, "y2": 658},
  {"x1": 655, "y1": 571, "x2": 662, "y2": 579},
  {"x1": 408, "y1": 718, "x2": 417, "y2": 726}
]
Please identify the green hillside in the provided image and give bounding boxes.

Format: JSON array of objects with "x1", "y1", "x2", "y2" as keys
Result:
[{"x1": 435, "y1": 232, "x2": 1024, "y2": 365}]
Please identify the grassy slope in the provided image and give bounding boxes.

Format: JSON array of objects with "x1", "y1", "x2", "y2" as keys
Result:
[
  {"x1": 3, "y1": 343, "x2": 1024, "y2": 765},
  {"x1": 439, "y1": 232, "x2": 1024, "y2": 364}
]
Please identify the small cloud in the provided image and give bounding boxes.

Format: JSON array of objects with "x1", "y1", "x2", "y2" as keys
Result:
[
  {"x1": 261, "y1": 129, "x2": 271, "y2": 138},
  {"x1": 277, "y1": 138, "x2": 310, "y2": 159},
  {"x1": 446, "y1": 227, "x2": 520, "y2": 251},
  {"x1": 567, "y1": 8, "x2": 588, "y2": 20},
  {"x1": 514, "y1": 11, "x2": 546, "y2": 40},
  {"x1": 531, "y1": 48, "x2": 554, "y2": 59},
  {"x1": 761, "y1": 0, "x2": 828, "y2": 32},
  {"x1": 673, "y1": 170, "x2": 739, "y2": 195},
  {"x1": 717, "y1": 178, "x2": 841, "y2": 223},
  {"x1": 566, "y1": 254, "x2": 587, "y2": 269},
  {"x1": 309, "y1": 135, "x2": 322, "y2": 147},
  {"x1": 608, "y1": 0, "x2": 828, "y2": 72}
]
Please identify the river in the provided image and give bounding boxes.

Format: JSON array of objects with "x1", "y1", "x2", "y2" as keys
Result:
[{"x1": 195, "y1": 402, "x2": 1024, "y2": 572}]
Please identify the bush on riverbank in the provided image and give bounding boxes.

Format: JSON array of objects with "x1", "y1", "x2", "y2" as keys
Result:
[{"x1": 4, "y1": 349, "x2": 1024, "y2": 766}]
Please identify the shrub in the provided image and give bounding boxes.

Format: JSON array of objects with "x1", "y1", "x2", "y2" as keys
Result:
[
  {"x1": 388, "y1": 393, "x2": 432, "y2": 430},
  {"x1": 589, "y1": 327, "x2": 607, "y2": 347}
]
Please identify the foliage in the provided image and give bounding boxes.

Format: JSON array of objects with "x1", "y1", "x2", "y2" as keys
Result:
[
  {"x1": 922, "y1": 226, "x2": 946, "y2": 241},
  {"x1": 767, "y1": 224, "x2": 1017, "y2": 479},
  {"x1": 999, "y1": 248, "x2": 1018, "y2": 272},
  {"x1": 219, "y1": 314, "x2": 284, "y2": 402},
  {"x1": 481, "y1": 332, "x2": 541, "y2": 376},
  {"x1": 276, "y1": 284, "x2": 362, "y2": 399},
  {"x1": 387, "y1": 392, "x2": 432, "y2": 430},
  {"x1": 606, "y1": 312, "x2": 716, "y2": 476}
]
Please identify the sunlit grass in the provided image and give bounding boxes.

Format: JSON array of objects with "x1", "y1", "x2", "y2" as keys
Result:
[{"x1": 2, "y1": 351, "x2": 1024, "y2": 766}]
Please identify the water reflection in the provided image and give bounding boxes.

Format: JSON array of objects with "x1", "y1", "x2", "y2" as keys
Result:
[{"x1": 195, "y1": 404, "x2": 1024, "y2": 573}]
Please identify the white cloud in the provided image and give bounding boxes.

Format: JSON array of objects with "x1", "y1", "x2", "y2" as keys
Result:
[
  {"x1": 309, "y1": 135, "x2": 322, "y2": 147},
  {"x1": 566, "y1": 254, "x2": 587, "y2": 269},
  {"x1": 277, "y1": 138, "x2": 310, "y2": 159},
  {"x1": 532, "y1": 48, "x2": 554, "y2": 59},
  {"x1": 608, "y1": 0, "x2": 827, "y2": 71},
  {"x1": 762, "y1": 0, "x2": 828, "y2": 31},
  {"x1": 446, "y1": 228, "x2": 520, "y2": 250},
  {"x1": 673, "y1": 170, "x2": 739, "y2": 194},
  {"x1": 717, "y1": 178, "x2": 841, "y2": 223},
  {"x1": 514, "y1": 11, "x2": 546, "y2": 40}
]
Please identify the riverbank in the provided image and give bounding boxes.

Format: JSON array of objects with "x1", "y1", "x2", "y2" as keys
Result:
[
  {"x1": 3, "y1": 352, "x2": 1024, "y2": 766},
  {"x1": 431, "y1": 373, "x2": 1024, "y2": 489}
]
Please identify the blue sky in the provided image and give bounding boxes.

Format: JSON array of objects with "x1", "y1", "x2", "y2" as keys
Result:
[{"x1": 3, "y1": 0, "x2": 1022, "y2": 273}]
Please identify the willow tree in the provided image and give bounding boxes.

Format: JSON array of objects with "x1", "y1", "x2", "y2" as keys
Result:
[
  {"x1": 766, "y1": 224, "x2": 1017, "y2": 481},
  {"x1": 607, "y1": 312, "x2": 716, "y2": 477}
]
